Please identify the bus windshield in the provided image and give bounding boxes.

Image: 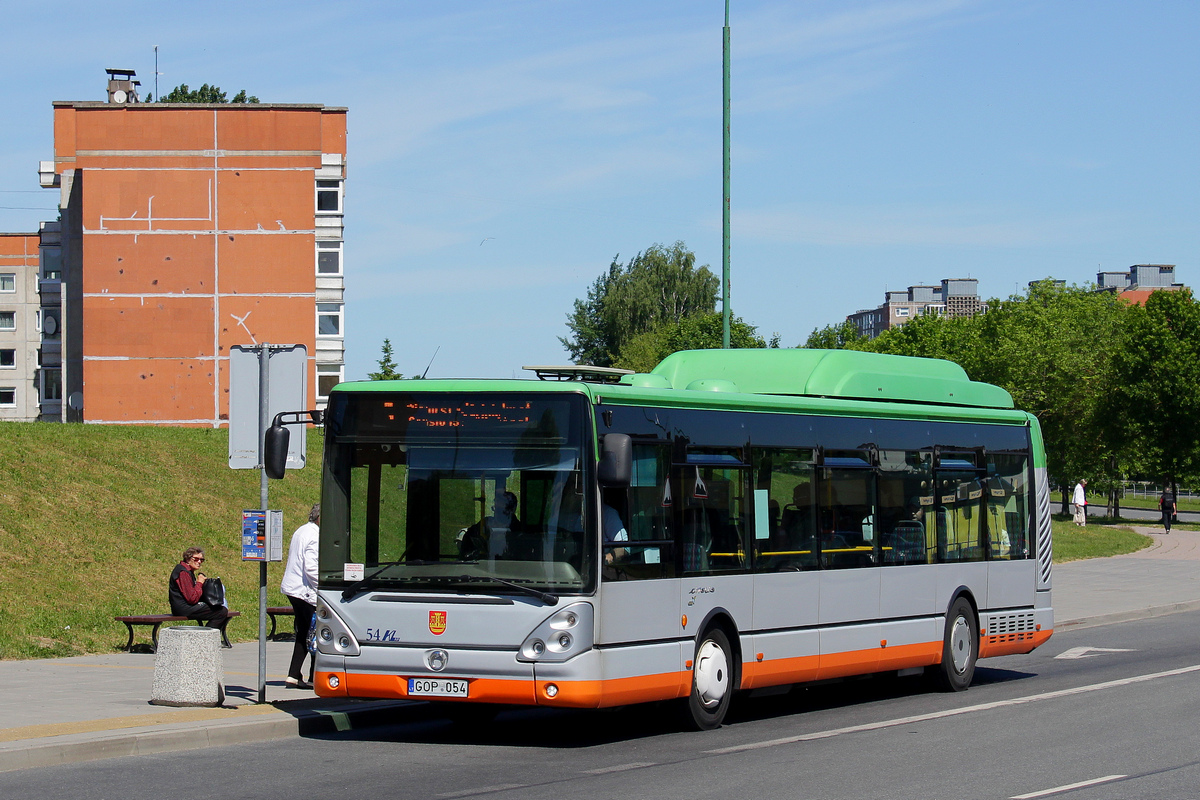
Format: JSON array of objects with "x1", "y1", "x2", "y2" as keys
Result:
[{"x1": 319, "y1": 392, "x2": 593, "y2": 595}]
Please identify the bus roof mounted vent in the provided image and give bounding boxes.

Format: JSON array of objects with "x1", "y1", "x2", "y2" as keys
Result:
[
  {"x1": 648, "y1": 349, "x2": 1013, "y2": 409},
  {"x1": 523, "y1": 365, "x2": 634, "y2": 384}
]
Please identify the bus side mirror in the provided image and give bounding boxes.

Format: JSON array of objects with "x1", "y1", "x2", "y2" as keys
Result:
[
  {"x1": 598, "y1": 433, "x2": 632, "y2": 488},
  {"x1": 264, "y1": 424, "x2": 289, "y2": 480}
]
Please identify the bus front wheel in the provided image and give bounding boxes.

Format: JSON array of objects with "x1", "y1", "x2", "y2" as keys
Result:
[
  {"x1": 688, "y1": 628, "x2": 733, "y2": 730},
  {"x1": 933, "y1": 597, "x2": 977, "y2": 692}
]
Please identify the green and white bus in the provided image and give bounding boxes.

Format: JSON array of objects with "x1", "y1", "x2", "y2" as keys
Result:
[{"x1": 269, "y1": 348, "x2": 1053, "y2": 729}]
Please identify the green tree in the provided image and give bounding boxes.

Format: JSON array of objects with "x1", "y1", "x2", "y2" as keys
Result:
[
  {"x1": 561, "y1": 242, "x2": 719, "y2": 366},
  {"x1": 158, "y1": 83, "x2": 259, "y2": 103},
  {"x1": 803, "y1": 320, "x2": 867, "y2": 350},
  {"x1": 615, "y1": 312, "x2": 766, "y2": 373},
  {"x1": 367, "y1": 338, "x2": 403, "y2": 380},
  {"x1": 1106, "y1": 288, "x2": 1200, "y2": 499}
]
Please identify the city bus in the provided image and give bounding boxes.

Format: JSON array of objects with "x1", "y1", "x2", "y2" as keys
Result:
[{"x1": 266, "y1": 348, "x2": 1053, "y2": 729}]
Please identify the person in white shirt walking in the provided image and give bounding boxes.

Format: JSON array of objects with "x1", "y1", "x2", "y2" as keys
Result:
[
  {"x1": 281, "y1": 503, "x2": 320, "y2": 689},
  {"x1": 1072, "y1": 479, "x2": 1088, "y2": 527}
]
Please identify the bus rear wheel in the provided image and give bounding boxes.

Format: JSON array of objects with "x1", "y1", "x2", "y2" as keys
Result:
[
  {"x1": 688, "y1": 628, "x2": 733, "y2": 730},
  {"x1": 933, "y1": 597, "x2": 977, "y2": 692}
]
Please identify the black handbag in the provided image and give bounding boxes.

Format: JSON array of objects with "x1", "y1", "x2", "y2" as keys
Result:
[{"x1": 201, "y1": 576, "x2": 225, "y2": 607}]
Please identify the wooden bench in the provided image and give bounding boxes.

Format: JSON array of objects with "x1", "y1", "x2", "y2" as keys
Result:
[
  {"x1": 115, "y1": 611, "x2": 241, "y2": 652},
  {"x1": 267, "y1": 606, "x2": 295, "y2": 640}
]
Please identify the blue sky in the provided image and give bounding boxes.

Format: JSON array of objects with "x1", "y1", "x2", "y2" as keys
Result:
[{"x1": 2, "y1": 1, "x2": 1198, "y2": 380}]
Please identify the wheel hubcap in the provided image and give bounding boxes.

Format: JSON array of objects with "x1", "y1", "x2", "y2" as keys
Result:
[
  {"x1": 695, "y1": 640, "x2": 729, "y2": 708},
  {"x1": 950, "y1": 616, "x2": 972, "y2": 673}
]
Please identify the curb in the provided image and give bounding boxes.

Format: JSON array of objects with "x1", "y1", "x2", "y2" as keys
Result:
[
  {"x1": 1056, "y1": 599, "x2": 1200, "y2": 632},
  {"x1": 0, "y1": 699, "x2": 411, "y2": 774}
]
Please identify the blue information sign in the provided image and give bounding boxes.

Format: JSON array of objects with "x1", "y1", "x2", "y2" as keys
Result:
[{"x1": 242, "y1": 510, "x2": 267, "y2": 561}]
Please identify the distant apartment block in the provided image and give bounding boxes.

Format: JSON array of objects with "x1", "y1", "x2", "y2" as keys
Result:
[
  {"x1": 0, "y1": 233, "x2": 48, "y2": 420},
  {"x1": 848, "y1": 278, "x2": 987, "y2": 339},
  {"x1": 14, "y1": 72, "x2": 348, "y2": 424},
  {"x1": 1096, "y1": 264, "x2": 1185, "y2": 305}
]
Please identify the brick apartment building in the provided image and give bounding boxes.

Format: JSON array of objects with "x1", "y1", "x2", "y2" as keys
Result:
[{"x1": 12, "y1": 78, "x2": 348, "y2": 424}]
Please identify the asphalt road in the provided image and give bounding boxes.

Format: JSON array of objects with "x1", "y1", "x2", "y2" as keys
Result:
[{"x1": 5, "y1": 611, "x2": 1199, "y2": 800}]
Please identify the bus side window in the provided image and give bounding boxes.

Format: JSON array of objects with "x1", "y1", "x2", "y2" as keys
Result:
[
  {"x1": 986, "y1": 453, "x2": 1031, "y2": 560},
  {"x1": 752, "y1": 448, "x2": 817, "y2": 572},
  {"x1": 603, "y1": 443, "x2": 675, "y2": 580}
]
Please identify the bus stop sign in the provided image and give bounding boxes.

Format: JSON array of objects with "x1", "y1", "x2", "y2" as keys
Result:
[{"x1": 228, "y1": 344, "x2": 307, "y2": 470}]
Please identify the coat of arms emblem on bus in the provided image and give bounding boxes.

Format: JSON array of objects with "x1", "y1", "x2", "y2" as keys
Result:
[{"x1": 429, "y1": 610, "x2": 448, "y2": 635}]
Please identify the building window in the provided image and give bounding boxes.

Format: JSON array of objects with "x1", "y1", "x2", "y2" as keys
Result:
[
  {"x1": 0, "y1": 388, "x2": 14, "y2": 407},
  {"x1": 317, "y1": 303, "x2": 342, "y2": 336},
  {"x1": 317, "y1": 364, "x2": 342, "y2": 399},
  {"x1": 317, "y1": 241, "x2": 342, "y2": 275},
  {"x1": 0, "y1": 274, "x2": 14, "y2": 292},
  {"x1": 895, "y1": 308, "x2": 910, "y2": 317},
  {"x1": 0, "y1": 349, "x2": 13, "y2": 369},
  {"x1": 316, "y1": 180, "x2": 342, "y2": 213},
  {"x1": 0, "y1": 311, "x2": 14, "y2": 331},
  {"x1": 41, "y1": 368, "x2": 61, "y2": 401},
  {"x1": 41, "y1": 246, "x2": 62, "y2": 281}
]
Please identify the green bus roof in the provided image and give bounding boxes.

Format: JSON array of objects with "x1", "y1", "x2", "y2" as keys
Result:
[{"x1": 636, "y1": 349, "x2": 1013, "y2": 409}]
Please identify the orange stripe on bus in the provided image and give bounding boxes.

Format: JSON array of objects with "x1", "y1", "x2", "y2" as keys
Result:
[{"x1": 537, "y1": 671, "x2": 691, "y2": 708}]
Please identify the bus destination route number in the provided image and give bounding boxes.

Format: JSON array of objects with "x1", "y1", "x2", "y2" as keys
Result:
[{"x1": 408, "y1": 678, "x2": 469, "y2": 698}]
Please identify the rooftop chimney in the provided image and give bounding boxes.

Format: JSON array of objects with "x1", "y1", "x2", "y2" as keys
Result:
[{"x1": 105, "y1": 68, "x2": 140, "y2": 104}]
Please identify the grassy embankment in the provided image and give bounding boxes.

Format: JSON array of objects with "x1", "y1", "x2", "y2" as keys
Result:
[
  {"x1": 0, "y1": 423, "x2": 1161, "y2": 659},
  {"x1": 0, "y1": 422, "x2": 322, "y2": 660}
]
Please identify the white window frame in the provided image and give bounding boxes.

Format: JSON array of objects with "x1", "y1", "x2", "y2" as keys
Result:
[
  {"x1": 895, "y1": 307, "x2": 910, "y2": 317},
  {"x1": 317, "y1": 240, "x2": 343, "y2": 276},
  {"x1": 316, "y1": 364, "x2": 343, "y2": 399},
  {"x1": 316, "y1": 180, "x2": 343, "y2": 214},
  {"x1": 317, "y1": 303, "x2": 343, "y2": 337},
  {"x1": 0, "y1": 274, "x2": 15, "y2": 293},
  {"x1": 0, "y1": 349, "x2": 14, "y2": 369},
  {"x1": 0, "y1": 311, "x2": 14, "y2": 331},
  {"x1": 0, "y1": 387, "x2": 15, "y2": 407}
]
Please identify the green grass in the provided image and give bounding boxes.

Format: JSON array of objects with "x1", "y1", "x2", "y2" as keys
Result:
[
  {"x1": 1119, "y1": 495, "x2": 1200, "y2": 513},
  {"x1": 0, "y1": 423, "x2": 322, "y2": 660},
  {"x1": 1051, "y1": 514, "x2": 1154, "y2": 563}
]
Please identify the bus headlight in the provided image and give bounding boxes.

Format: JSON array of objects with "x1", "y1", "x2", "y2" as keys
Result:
[
  {"x1": 313, "y1": 600, "x2": 360, "y2": 656},
  {"x1": 518, "y1": 602, "x2": 593, "y2": 663}
]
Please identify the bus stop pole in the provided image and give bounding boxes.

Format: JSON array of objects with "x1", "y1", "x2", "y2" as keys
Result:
[{"x1": 257, "y1": 342, "x2": 270, "y2": 704}]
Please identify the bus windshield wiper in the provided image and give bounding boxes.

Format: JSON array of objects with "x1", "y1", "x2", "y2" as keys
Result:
[
  {"x1": 340, "y1": 559, "x2": 478, "y2": 600},
  {"x1": 451, "y1": 574, "x2": 558, "y2": 606}
]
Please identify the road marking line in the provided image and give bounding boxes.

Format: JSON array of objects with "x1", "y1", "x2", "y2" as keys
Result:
[
  {"x1": 1054, "y1": 647, "x2": 1135, "y2": 660},
  {"x1": 705, "y1": 663, "x2": 1200, "y2": 755},
  {"x1": 1010, "y1": 774, "x2": 1126, "y2": 798},
  {"x1": 438, "y1": 785, "x2": 525, "y2": 798},
  {"x1": 583, "y1": 762, "x2": 658, "y2": 774}
]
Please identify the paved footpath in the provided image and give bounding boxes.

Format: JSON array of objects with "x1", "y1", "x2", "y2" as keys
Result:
[{"x1": 1, "y1": 528, "x2": 1197, "y2": 772}]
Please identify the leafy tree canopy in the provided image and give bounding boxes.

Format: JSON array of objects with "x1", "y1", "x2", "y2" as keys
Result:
[
  {"x1": 561, "y1": 242, "x2": 719, "y2": 367},
  {"x1": 804, "y1": 320, "x2": 867, "y2": 350},
  {"x1": 158, "y1": 83, "x2": 260, "y2": 103},
  {"x1": 615, "y1": 312, "x2": 767, "y2": 373}
]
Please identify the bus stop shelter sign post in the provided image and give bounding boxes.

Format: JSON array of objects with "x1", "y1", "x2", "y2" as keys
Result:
[{"x1": 228, "y1": 343, "x2": 308, "y2": 704}]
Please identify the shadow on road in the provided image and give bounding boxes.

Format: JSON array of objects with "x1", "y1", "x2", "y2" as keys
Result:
[{"x1": 305, "y1": 665, "x2": 1041, "y2": 748}]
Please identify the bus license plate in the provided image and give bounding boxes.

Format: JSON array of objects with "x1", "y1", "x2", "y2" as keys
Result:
[{"x1": 407, "y1": 678, "x2": 469, "y2": 698}]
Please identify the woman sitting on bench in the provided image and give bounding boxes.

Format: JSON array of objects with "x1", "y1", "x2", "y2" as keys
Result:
[{"x1": 169, "y1": 546, "x2": 231, "y2": 644}]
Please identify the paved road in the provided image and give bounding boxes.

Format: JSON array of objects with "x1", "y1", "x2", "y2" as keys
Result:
[
  {"x1": 3, "y1": 611, "x2": 1198, "y2": 800},
  {"x1": 1053, "y1": 500, "x2": 1200, "y2": 524}
]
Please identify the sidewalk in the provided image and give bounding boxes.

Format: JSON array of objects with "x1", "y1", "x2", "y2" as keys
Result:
[{"x1": 2, "y1": 528, "x2": 1198, "y2": 772}]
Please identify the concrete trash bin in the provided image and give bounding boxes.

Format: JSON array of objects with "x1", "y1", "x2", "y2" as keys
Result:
[{"x1": 150, "y1": 625, "x2": 225, "y2": 707}]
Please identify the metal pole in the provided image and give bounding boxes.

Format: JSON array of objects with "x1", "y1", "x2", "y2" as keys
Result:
[
  {"x1": 722, "y1": 0, "x2": 731, "y2": 349},
  {"x1": 257, "y1": 342, "x2": 270, "y2": 704}
]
